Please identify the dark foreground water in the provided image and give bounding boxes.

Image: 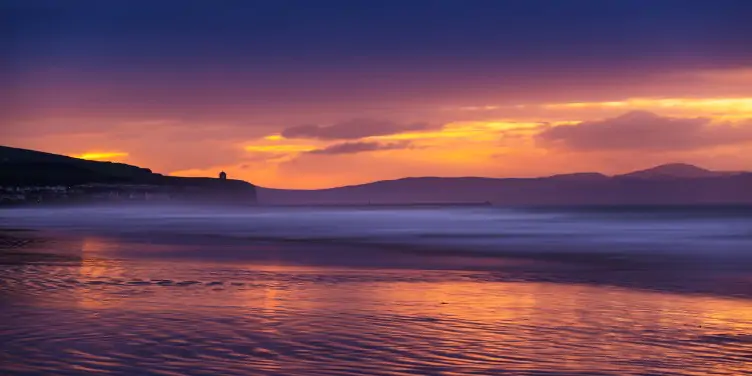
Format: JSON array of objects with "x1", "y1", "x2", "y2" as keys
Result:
[{"x1": 1, "y1": 206, "x2": 751, "y2": 375}]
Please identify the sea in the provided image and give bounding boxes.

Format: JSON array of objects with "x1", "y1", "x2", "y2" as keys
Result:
[{"x1": 1, "y1": 205, "x2": 750, "y2": 375}]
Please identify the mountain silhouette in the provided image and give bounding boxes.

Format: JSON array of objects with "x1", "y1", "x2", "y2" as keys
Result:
[
  {"x1": 616, "y1": 163, "x2": 739, "y2": 179},
  {"x1": 258, "y1": 164, "x2": 752, "y2": 205}
]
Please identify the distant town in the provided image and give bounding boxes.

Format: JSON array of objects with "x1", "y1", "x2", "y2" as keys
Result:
[{"x1": 0, "y1": 183, "x2": 198, "y2": 206}]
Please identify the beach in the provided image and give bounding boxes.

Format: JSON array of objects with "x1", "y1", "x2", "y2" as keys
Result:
[{"x1": 1, "y1": 206, "x2": 751, "y2": 375}]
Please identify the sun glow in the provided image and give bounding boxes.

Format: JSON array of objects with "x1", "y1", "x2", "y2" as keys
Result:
[{"x1": 73, "y1": 152, "x2": 129, "y2": 161}]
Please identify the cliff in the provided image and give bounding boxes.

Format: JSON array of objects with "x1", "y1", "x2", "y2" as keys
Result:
[{"x1": 0, "y1": 146, "x2": 257, "y2": 205}]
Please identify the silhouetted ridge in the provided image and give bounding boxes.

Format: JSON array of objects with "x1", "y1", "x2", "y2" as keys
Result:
[
  {"x1": 616, "y1": 163, "x2": 732, "y2": 179},
  {"x1": 547, "y1": 172, "x2": 608, "y2": 181},
  {"x1": 258, "y1": 164, "x2": 751, "y2": 205},
  {"x1": 0, "y1": 145, "x2": 256, "y2": 205}
]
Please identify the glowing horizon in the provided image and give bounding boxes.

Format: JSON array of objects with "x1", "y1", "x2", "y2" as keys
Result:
[
  {"x1": 45, "y1": 97, "x2": 752, "y2": 189},
  {"x1": 4, "y1": 1, "x2": 752, "y2": 189}
]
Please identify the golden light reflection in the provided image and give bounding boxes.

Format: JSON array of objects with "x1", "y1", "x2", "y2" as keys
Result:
[
  {"x1": 50, "y1": 237, "x2": 752, "y2": 376},
  {"x1": 75, "y1": 237, "x2": 124, "y2": 309},
  {"x1": 697, "y1": 297, "x2": 752, "y2": 332},
  {"x1": 368, "y1": 280, "x2": 752, "y2": 374}
]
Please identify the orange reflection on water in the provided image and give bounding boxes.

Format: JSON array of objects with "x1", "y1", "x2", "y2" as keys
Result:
[
  {"x1": 74, "y1": 237, "x2": 139, "y2": 309},
  {"x1": 362, "y1": 281, "x2": 751, "y2": 375},
  {"x1": 57, "y1": 236, "x2": 752, "y2": 375}
]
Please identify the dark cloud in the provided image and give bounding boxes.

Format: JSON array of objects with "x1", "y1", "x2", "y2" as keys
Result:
[
  {"x1": 307, "y1": 141, "x2": 412, "y2": 155},
  {"x1": 5, "y1": 0, "x2": 752, "y2": 126},
  {"x1": 537, "y1": 111, "x2": 752, "y2": 151},
  {"x1": 281, "y1": 119, "x2": 435, "y2": 140}
]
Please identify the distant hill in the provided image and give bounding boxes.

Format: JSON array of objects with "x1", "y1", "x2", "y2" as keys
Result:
[
  {"x1": 258, "y1": 164, "x2": 752, "y2": 206},
  {"x1": 0, "y1": 146, "x2": 257, "y2": 204},
  {"x1": 615, "y1": 163, "x2": 740, "y2": 179},
  {"x1": 546, "y1": 172, "x2": 609, "y2": 181}
]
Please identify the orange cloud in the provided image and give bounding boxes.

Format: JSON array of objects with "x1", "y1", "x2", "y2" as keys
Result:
[
  {"x1": 542, "y1": 97, "x2": 752, "y2": 116},
  {"x1": 280, "y1": 119, "x2": 437, "y2": 140},
  {"x1": 538, "y1": 111, "x2": 752, "y2": 151},
  {"x1": 307, "y1": 141, "x2": 413, "y2": 155},
  {"x1": 244, "y1": 144, "x2": 317, "y2": 153},
  {"x1": 446, "y1": 96, "x2": 752, "y2": 123}
]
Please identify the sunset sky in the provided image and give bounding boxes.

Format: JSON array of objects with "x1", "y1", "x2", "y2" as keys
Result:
[{"x1": 3, "y1": 0, "x2": 752, "y2": 189}]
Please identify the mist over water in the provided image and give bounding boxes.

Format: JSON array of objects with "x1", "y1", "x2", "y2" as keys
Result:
[{"x1": 2, "y1": 205, "x2": 752, "y2": 261}]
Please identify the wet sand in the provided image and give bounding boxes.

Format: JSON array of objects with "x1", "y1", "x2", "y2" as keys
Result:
[{"x1": 1, "y1": 229, "x2": 751, "y2": 375}]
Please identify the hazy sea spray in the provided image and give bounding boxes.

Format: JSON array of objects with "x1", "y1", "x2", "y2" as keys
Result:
[{"x1": 1, "y1": 205, "x2": 751, "y2": 260}]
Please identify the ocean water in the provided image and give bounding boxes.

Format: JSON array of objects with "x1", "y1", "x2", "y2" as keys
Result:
[
  {"x1": 1, "y1": 205, "x2": 751, "y2": 375},
  {"x1": 3, "y1": 205, "x2": 752, "y2": 258}
]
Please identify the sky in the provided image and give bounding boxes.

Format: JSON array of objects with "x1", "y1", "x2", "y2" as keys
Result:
[{"x1": 3, "y1": 0, "x2": 752, "y2": 188}]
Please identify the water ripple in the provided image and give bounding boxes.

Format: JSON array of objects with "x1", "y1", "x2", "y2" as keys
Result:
[{"x1": 3, "y1": 262, "x2": 750, "y2": 375}]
